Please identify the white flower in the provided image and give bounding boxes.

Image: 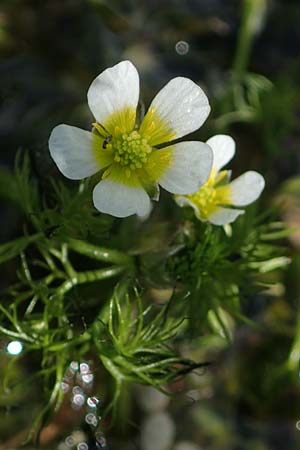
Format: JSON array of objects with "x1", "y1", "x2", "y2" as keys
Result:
[
  {"x1": 49, "y1": 61, "x2": 213, "y2": 218},
  {"x1": 175, "y1": 134, "x2": 265, "y2": 225}
]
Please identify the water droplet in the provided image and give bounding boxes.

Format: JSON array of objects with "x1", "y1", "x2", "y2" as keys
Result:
[
  {"x1": 61, "y1": 381, "x2": 69, "y2": 393},
  {"x1": 70, "y1": 361, "x2": 79, "y2": 372},
  {"x1": 87, "y1": 396, "x2": 99, "y2": 408},
  {"x1": 80, "y1": 362, "x2": 89, "y2": 374},
  {"x1": 65, "y1": 435, "x2": 75, "y2": 447},
  {"x1": 175, "y1": 40, "x2": 189, "y2": 55},
  {"x1": 85, "y1": 412, "x2": 98, "y2": 427},
  {"x1": 77, "y1": 443, "x2": 88, "y2": 450},
  {"x1": 82, "y1": 373, "x2": 94, "y2": 384},
  {"x1": 95, "y1": 432, "x2": 107, "y2": 448},
  {"x1": 6, "y1": 340, "x2": 23, "y2": 355},
  {"x1": 73, "y1": 393, "x2": 85, "y2": 407},
  {"x1": 72, "y1": 385, "x2": 83, "y2": 395},
  {"x1": 296, "y1": 420, "x2": 300, "y2": 430}
]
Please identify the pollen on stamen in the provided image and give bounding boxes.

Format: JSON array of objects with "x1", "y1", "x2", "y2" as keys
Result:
[
  {"x1": 187, "y1": 172, "x2": 231, "y2": 220},
  {"x1": 113, "y1": 130, "x2": 152, "y2": 171}
]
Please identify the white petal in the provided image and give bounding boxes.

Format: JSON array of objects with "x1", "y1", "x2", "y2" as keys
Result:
[
  {"x1": 87, "y1": 60, "x2": 139, "y2": 124},
  {"x1": 209, "y1": 207, "x2": 244, "y2": 225},
  {"x1": 93, "y1": 179, "x2": 151, "y2": 218},
  {"x1": 158, "y1": 141, "x2": 213, "y2": 195},
  {"x1": 206, "y1": 134, "x2": 236, "y2": 171},
  {"x1": 229, "y1": 171, "x2": 265, "y2": 206},
  {"x1": 146, "y1": 77, "x2": 210, "y2": 141},
  {"x1": 49, "y1": 124, "x2": 99, "y2": 180}
]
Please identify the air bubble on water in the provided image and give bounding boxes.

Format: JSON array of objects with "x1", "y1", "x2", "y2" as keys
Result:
[
  {"x1": 6, "y1": 340, "x2": 23, "y2": 355},
  {"x1": 80, "y1": 362, "x2": 90, "y2": 374},
  {"x1": 70, "y1": 361, "x2": 79, "y2": 372},
  {"x1": 72, "y1": 385, "x2": 83, "y2": 394},
  {"x1": 85, "y1": 412, "x2": 98, "y2": 427},
  {"x1": 65, "y1": 435, "x2": 75, "y2": 447},
  {"x1": 77, "y1": 443, "x2": 88, "y2": 450},
  {"x1": 61, "y1": 381, "x2": 69, "y2": 393},
  {"x1": 95, "y1": 432, "x2": 107, "y2": 449},
  {"x1": 87, "y1": 396, "x2": 99, "y2": 408},
  {"x1": 175, "y1": 40, "x2": 189, "y2": 55},
  {"x1": 73, "y1": 393, "x2": 85, "y2": 407},
  {"x1": 82, "y1": 373, "x2": 94, "y2": 384}
]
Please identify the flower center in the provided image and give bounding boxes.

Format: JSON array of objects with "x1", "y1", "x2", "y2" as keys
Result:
[
  {"x1": 113, "y1": 131, "x2": 152, "y2": 170},
  {"x1": 187, "y1": 171, "x2": 231, "y2": 219}
]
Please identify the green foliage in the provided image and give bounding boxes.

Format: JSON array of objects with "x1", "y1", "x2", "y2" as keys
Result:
[
  {"x1": 167, "y1": 209, "x2": 291, "y2": 338},
  {"x1": 1, "y1": 0, "x2": 300, "y2": 447},
  {"x1": 0, "y1": 233, "x2": 42, "y2": 265},
  {"x1": 93, "y1": 286, "x2": 208, "y2": 418},
  {"x1": 0, "y1": 136, "x2": 293, "y2": 443},
  {"x1": 215, "y1": 72, "x2": 273, "y2": 129}
]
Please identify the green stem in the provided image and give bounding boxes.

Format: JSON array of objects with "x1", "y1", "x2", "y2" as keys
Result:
[
  {"x1": 66, "y1": 238, "x2": 133, "y2": 266},
  {"x1": 56, "y1": 265, "x2": 126, "y2": 297},
  {"x1": 115, "y1": 355, "x2": 180, "y2": 373},
  {"x1": 0, "y1": 325, "x2": 34, "y2": 343},
  {"x1": 233, "y1": 0, "x2": 266, "y2": 78},
  {"x1": 46, "y1": 332, "x2": 91, "y2": 351},
  {"x1": 287, "y1": 308, "x2": 300, "y2": 375}
]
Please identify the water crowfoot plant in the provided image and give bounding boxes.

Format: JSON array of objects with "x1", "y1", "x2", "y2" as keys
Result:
[
  {"x1": 49, "y1": 61, "x2": 213, "y2": 218},
  {"x1": 0, "y1": 60, "x2": 293, "y2": 449}
]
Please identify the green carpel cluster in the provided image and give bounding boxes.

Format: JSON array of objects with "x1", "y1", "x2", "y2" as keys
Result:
[{"x1": 113, "y1": 131, "x2": 152, "y2": 170}]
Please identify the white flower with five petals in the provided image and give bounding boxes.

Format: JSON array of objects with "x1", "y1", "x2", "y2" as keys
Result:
[
  {"x1": 175, "y1": 134, "x2": 265, "y2": 225},
  {"x1": 49, "y1": 61, "x2": 213, "y2": 218}
]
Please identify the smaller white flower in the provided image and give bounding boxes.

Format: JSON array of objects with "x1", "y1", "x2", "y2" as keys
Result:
[
  {"x1": 175, "y1": 134, "x2": 265, "y2": 225},
  {"x1": 49, "y1": 61, "x2": 213, "y2": 218}
]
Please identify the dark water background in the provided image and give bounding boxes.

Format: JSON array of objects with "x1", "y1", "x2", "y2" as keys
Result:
[{"x1": 1, "y1": 1, "x2": 300, "y2": 449}]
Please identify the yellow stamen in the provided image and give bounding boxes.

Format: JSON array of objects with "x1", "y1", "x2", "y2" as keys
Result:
[
  {"x1": 92, "y1": 122, "x2": 107, "y2": 137},
  {"x1": 186, "y1": 170, "x2": 231, "y2": 220},
  {"x1": 103, "y1": 106, "x2": 136, "y2": 136},
  {"x1": 139, "y1": 106, "x2": 176, "y2": 146},
  {"x1": 91, "y1": 106, "x2": 174, "y2": 187}
]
